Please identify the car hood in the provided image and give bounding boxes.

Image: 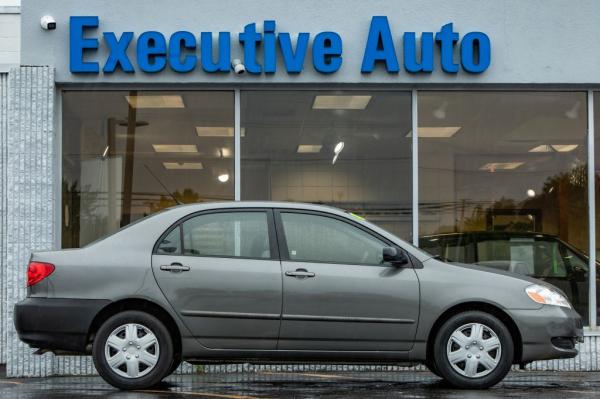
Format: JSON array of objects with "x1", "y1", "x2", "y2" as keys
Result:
[{"x1": 447, "y1": 261, "x2": 565, "y2": 293}]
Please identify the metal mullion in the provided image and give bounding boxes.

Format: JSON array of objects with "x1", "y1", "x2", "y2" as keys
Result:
[
  {"x1": 588, "y1": 90, "x2": 597, "y2": 329},
  {"x1": 234, "y1": 89, "x2": 241, "y2": 201},
  {"x1": 412, "y1": 89, "x2": 419, "y2": 246}
]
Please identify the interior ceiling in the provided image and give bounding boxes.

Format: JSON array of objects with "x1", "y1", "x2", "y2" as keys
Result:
[
  {"x1": 241, "y1": 90, "x2": 412, "y2": 161},
  {"x1": 62, "y1": 90, "x2": 589, "y2": 181},
  {"x1": 62, "y1": 91, "x2": 236, "y2": 199},
  {"x1": 419, "y1": 91, "x2": 587, "y2": 149}
]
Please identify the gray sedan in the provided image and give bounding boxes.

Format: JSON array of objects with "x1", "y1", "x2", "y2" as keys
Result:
[{"x1": 14, "y1": 202, "x2": 583, "y2": 390}]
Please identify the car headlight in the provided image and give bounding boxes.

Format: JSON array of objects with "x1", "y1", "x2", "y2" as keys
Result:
[{"x1": 525, "y1": 284, "x2": 571, "y2": 308}]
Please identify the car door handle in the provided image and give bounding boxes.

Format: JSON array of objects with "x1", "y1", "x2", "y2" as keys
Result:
[
  {"x1": 160, "y1": 263, "x2": 190, "y2": 273},
  {"x1": 285, "y1": 269, "x2": 315, "y2": 278}
]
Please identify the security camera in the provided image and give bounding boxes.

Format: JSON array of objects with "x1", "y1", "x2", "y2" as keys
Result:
[
  {"x1": 40, "y1": 15, "x2": 57, "y2": 30},
  {"x1": 231, "y1": 59, "x2": 245, "y2": 74}
]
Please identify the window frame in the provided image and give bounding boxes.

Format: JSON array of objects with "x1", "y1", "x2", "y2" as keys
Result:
[
  {"x1": 152, "y1": 208, "x2": 280, "y2": 261},
  {"x1": 273, "y1": 208, "x2": 411, "y2": 268}
]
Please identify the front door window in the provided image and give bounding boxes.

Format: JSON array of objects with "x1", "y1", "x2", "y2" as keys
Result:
[{"x1": 280, "y1": 212, "x2": 387, "y2": 266}]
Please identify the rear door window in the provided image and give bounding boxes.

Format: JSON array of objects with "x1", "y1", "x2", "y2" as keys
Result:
[{"x1": 181, "y1": 211, "x2": 271, "y2": 259}]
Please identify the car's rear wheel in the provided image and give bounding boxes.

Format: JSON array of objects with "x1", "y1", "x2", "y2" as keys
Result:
[
  {"x1": 433, "y1": 311, "x2": 513, "y2": 389},
  {"x1": 93, "y1": 310, "x2": 174, "y2": 390}
]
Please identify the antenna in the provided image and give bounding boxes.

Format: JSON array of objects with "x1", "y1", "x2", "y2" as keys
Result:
[{"x1": 143, "y1": 164, "x2": 182, "y2": 205}]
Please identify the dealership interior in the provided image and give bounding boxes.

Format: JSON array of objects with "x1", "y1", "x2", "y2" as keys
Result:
[{"x1": 61, "y1": 90, "x2": 596, "y2": 323}]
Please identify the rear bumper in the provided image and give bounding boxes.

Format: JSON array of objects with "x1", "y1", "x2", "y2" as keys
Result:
[
  {"x1": 14, "y1": 297, "x2": 110, "y2": 353},
  {"x1": 509, "y1": 305, "x2": 584, "y2": 363}
]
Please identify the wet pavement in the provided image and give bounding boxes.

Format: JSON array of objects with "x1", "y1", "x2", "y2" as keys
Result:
[{"x1": 1, "y1": 370, "x2": 599, "y2": 398}]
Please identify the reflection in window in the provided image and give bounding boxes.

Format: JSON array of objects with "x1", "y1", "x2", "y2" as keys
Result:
[
  {"x1": 418, "y1": 91, "x2": 589, "y2": 322},
  {"x1": 476, "y1": 238, "x2": 567, "y2": 278},
  {"x1": 182, "y1": 212, "x2": 270, "y2": 259},
  {"x1": 281, "y1": 213, "x2": 386, "y2": 265},
  {"x1": 241, "y1": 91, "x2": 413, "y2": 239},
  {"x1": 62, "y1": 91, "x2": 234, "y2": 248},
  {"x1": 156, "y1": 227, "x2": 181, "y2": 255}
]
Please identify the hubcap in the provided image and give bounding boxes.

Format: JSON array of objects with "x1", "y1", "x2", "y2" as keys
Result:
[
  {"x1": 104, "y1": 323, "x2": 159, "y2": 379},
  {"x1": 446, "y1": 322, "x2": 501, "y2": 378}
]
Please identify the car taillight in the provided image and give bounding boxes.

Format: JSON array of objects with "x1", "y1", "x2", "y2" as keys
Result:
[{"x1": 27, "y1": 261, "x2": 55, "y2": 287}]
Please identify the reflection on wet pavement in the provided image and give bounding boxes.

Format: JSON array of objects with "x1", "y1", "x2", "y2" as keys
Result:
[{"x1": 1, "y1": 371, "x2": 599, "y2": 398}]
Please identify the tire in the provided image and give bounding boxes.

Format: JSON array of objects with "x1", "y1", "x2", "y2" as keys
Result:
[
  {"x1": 166, "y1": 354, "x2": 182, "y2": 377},
  {"x1": 425, "y1": 359, "x2": 442, "y2": 378},
  {"x1": 93, "y1": 310, "x2": 174, "y2": 390},
  {"x1": 432, "y1": 311, "x2": 513, "y2": 389}
]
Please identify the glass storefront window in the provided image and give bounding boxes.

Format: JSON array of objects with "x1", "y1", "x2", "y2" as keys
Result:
[
  {"x1": 240, "y1": 90, "x2": 413, "y2": 239},
  {"x1": 593, "y1": 91, "x2": 600, "y2": 326},
  {"x1": 418, "y1": 91, "x2": 590, "y2": 322},
  {"x1": 61, "y1": 88, "x2": 596, "y2": 324},
  {"x1": 62, "y1": 91, "x2": 234, "y2": 248}
]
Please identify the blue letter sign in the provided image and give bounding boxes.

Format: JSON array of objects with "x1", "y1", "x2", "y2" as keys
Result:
[
  {"x1": 361, "y1": 16, "x2": 399, "y2": 73},
  {"x1": 70, "y1": 16, "x2": 100, "y2": 73},
  {"x1": 69, "y1": 16, "x2": 491, "y2": 76}
]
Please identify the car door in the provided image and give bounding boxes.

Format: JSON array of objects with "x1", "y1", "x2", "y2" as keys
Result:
[
  {"x1": 152, "y1": 209, "x2": 282, "y2": 350},
  {"x1": 275, "y1": 210, "x2": 420, "y2": 351}
]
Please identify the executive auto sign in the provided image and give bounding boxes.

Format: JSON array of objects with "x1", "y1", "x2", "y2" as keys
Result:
[{"x1": 69, "y1": 16, "x2": 491, "y2": 75}]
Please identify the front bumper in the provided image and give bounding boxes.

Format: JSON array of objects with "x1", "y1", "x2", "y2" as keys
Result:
[
  {"x1": 14, "y1": 297, "x2": 110, "y2": 353},
  {"x1": 509, "y1": 305, "x2": 584, "y2": 363}
]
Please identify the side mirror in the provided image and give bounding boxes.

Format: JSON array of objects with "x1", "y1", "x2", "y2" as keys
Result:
[{"x1": 382, "y1": 247, "x2": 409, "y2": 267}]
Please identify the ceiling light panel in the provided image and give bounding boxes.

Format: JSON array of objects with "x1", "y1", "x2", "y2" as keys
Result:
[
  {"x1": 529, "y1": 144, "x2": 579, "y2": 153},
  {"x1": 163, "y1": 162, "x2": 203, "y2": 170},
  {"x1": 196, "y1": 127, "x2": 246, "y2": 137},
  {"x1": 125, "y1": 95, "x2": 185, "y2": 109},
  {"x1": 528, "y1": 144, "x2": 553, "y2": 153},
  {"x1": 480, "y1": 162, "x2": 524, "y2": 171},
  {"x1": 551, "y1": 144, "x2": 579, "y2": 152},
  {"x1": 406, "y1": 127, "x2": 462, "y2": 138},
  {"x1": 312, "y1": 95, "x2": 372, "y2": 110},
  {"x1": 152, "y1": 144, "x2": 198, "y2": 153},
  {"x1": 196, "y1": 126, "x2": 234, "y2": 137},
  {"x1": 297, "y1": 144, "x2": 322, "y2": 153},
  {"x1": 220, "y1": 147, "x2": 233, "y2": 158}
]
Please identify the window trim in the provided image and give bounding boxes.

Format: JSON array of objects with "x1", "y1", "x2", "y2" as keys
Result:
[
  {"x1": 273, "y1": 208, "x2": 412, "y2": 268},
  {"x1": 152, "y1": 208, "x2": 280, "y2": 261}
]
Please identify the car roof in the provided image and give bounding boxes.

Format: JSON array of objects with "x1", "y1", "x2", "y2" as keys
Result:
[
  {"x1": 420, "y1": 231, "x2": 559, "y2": 240},
  {"x1": 166, "y1": 201, "x2": 350, "y2": 216},
  {"x1": 82, "y1": 200, "x2": 435, "y2": 263}
]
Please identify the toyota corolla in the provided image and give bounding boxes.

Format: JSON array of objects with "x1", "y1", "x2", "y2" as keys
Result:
[{"x1": 14, "y1": 202, "x2": 583, "y2": 390}]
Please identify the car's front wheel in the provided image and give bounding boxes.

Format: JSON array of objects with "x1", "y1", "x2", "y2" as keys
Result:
[
  {"x1": 93, "y1": 310, "x2": 174, "y2": 390},
  {"x1": 433, "y1": 310, "x2": 513, "y2": 389}
]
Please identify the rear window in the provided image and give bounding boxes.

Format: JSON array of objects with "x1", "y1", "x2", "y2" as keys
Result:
[
  {"x1": 419, "y1": 236, "x2": 475, "y2": 263},
  {"x1": 476, "y1": 238, "x2": 567, "y2": 278}
]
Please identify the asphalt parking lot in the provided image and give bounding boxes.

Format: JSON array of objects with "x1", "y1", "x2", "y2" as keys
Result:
[{"x1": 1, "y1": 370, "x2": 600, "y2": 398}]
